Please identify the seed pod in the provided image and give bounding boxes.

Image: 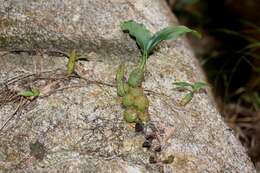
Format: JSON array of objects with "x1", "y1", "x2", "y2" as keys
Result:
[
  {"x1": 117, "y1": 82, "x2": 126, "y2": 97},
  {"x1": 117, "y1": 82, "x2": 130, "y2": 97},
  {"x1": 134, "y1": 95, "x2": 149, "y2": 112},
  {"x1": 124, "y1": 108, "x2": 138, "y2": 123},
  {"x1": 129, "y1": 87, "x2": 144, "y2": 97},
  {"x1": 123, "y1": 83, "x2": 130, "y2": 93},
  {"x1": 138, "y1": 111, "x2": 150, "y2": 123},
  {"x1": 116, "y1": 64, "x2": 125, "y2": 82},
  {"x1": 128, "y1": 68, "x2": 144, "y2": 87},
  {"x1": 122, "y1": 94, "x2": 135, "y2": 107}
]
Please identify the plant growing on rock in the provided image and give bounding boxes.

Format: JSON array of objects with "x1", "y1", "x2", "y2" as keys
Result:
[
  {"x1": 173, "y1": 81, "x2": 207, "y2": 106},
  {"x1": 118, "y1": 20, "x2": 200, "y2": 124}
]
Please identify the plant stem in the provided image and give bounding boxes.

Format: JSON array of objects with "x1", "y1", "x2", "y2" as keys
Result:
[{"x1": 139, "y1": 52, "x2": 148, "y2": 70}]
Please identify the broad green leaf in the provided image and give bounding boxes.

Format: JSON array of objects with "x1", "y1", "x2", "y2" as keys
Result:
[
  {"x1": 146, "y1": 25, "x2": 201, "y2": 55},
  {"x1": 18, "y1": 88, "x2": 40, "y2": 97},
  {"x1": 192, "y1": 82, "x2": 207, "y2": 91},
  {"x1": 121, "y1": 20, "x2": 152, "y2": 53}
]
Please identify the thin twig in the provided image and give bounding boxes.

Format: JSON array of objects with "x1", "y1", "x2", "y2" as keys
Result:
[{"x1": 0, "y1": 97, "x2": 27, "y2": 132}]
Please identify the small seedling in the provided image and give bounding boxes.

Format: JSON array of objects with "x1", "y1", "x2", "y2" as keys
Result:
[
  {"x1": 67, "y1": 49, "x2": 77, "y2": 76},
  {"x1": 66, "y1": 49, "x2": 89, "y2": 76},
  {"x1": 121, "y1": 20, "x2": 200, "y2": 87},
  {"x1": 173, "y1": 81, "x2": 207, "y2": 106},
  {"x1": 118, "y1": 20, "x2": 200, "y2": 124},
  {"x1": 18, "y1": 87, "x2": 40, "y2": 98}
]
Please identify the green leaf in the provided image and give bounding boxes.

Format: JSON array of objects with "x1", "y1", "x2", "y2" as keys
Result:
[
  {"x1": 192, "y1": 82, "x2": 207, "y2": 91},
  {"x1": 31, "y1": 88, "x2": 40, "y2": 96},
  {"x1": 173, "y1": 82, "x2": 193, "y2": 89},
  {"x1": 121, "y1": 20, "x2": 152, "y2": 53},
  {"x1": 18, "y1": 88, "x2": 40, "y2": 97},
  {"x1": 146, "y1": 25, "x2": 201, "y2": 55}
]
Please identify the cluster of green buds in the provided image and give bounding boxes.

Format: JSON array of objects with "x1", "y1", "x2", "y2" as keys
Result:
[{"x1": 116, "y1": 65, "x2": 150, "y2": 124}]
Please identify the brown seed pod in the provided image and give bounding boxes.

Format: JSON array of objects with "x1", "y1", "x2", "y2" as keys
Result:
[{"x1": 138, "y1": 111, "x2": 150, "y2": 123}]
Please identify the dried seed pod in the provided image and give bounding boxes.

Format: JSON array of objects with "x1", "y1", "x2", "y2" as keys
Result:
[
  {"x1": 138, "y1": 111, "x2": 150, "y2": 123},
  {"x1": 134, "y1": 95, "x2": 149, "y2": 112},
  {"x1": 162, "y1": 155, "x2": 174, "y2": 164},
  {"x1": 123, "y1": 108, "x2": 138, "y2": 123},
  {"x1": 142, "y1": 140, "x2": 152, "y2": 149},
  {"x1": 122, "y1": 94, "x2": 135, "y2": 107},
  {"x1": 135, "y1": 122, "x2": 144, "y2": 132},
  {"x1": 128, "y1": 68, "x2": 144, "y2": 87}
]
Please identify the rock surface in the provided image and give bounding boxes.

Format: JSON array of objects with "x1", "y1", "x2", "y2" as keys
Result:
[{"x1": 0, "y1": 0, "x2": 256, "y2": 172}]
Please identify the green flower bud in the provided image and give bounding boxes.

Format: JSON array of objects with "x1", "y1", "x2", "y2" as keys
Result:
[
  {"x1": 128, "y1": 68, "x2": 144, "y2": 87},
  {"x1": 138, "y1": 111, "x2": 150, "y2": 123},
  {"x1": 124, "y1": 108, "x2": 138, "y2": 123},
  {"x1": 134, "y1": 95, "x2": 149, "y2": 112},
  {"x1": 122, "y1": 94, "x2": 135, "y2": 107},
  {"x1": 129, "y1": 87, "x2": 144, "y2": 97}
]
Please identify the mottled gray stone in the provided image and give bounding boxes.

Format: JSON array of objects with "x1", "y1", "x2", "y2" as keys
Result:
[{"x1": 0, "y1": 0, "x2": 256, "y2": 173}]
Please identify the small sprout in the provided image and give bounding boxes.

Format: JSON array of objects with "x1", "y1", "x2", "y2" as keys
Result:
[
  {"x1": 134, "y1": 95, "x2": 149, "y2": 112},
  {"x1": 67, "y1": 49, "x2": 77, "y2": 76},
  {"x1": 124, "y1": 108, "x2": 138, "y2": 123},
  {"x1": 122, "y1": 94, "x2": 135, "y2": 107},
  {"x1": 18, "y1": 87, "x2": 40, "y2": 98},
  {"x1": 173, "y1": 81, "x2": 207, "y2": 106},
  {"x1": 192, "y1": 81, "x2": 208, "y2": 92},
  {"x1": 121, "y1": 20, "x2": 200, "y2": 71}
]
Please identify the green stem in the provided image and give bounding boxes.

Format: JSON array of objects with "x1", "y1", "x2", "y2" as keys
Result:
[{"x1": 139, "y1": 52, "x2": 148, "y2": 70}]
